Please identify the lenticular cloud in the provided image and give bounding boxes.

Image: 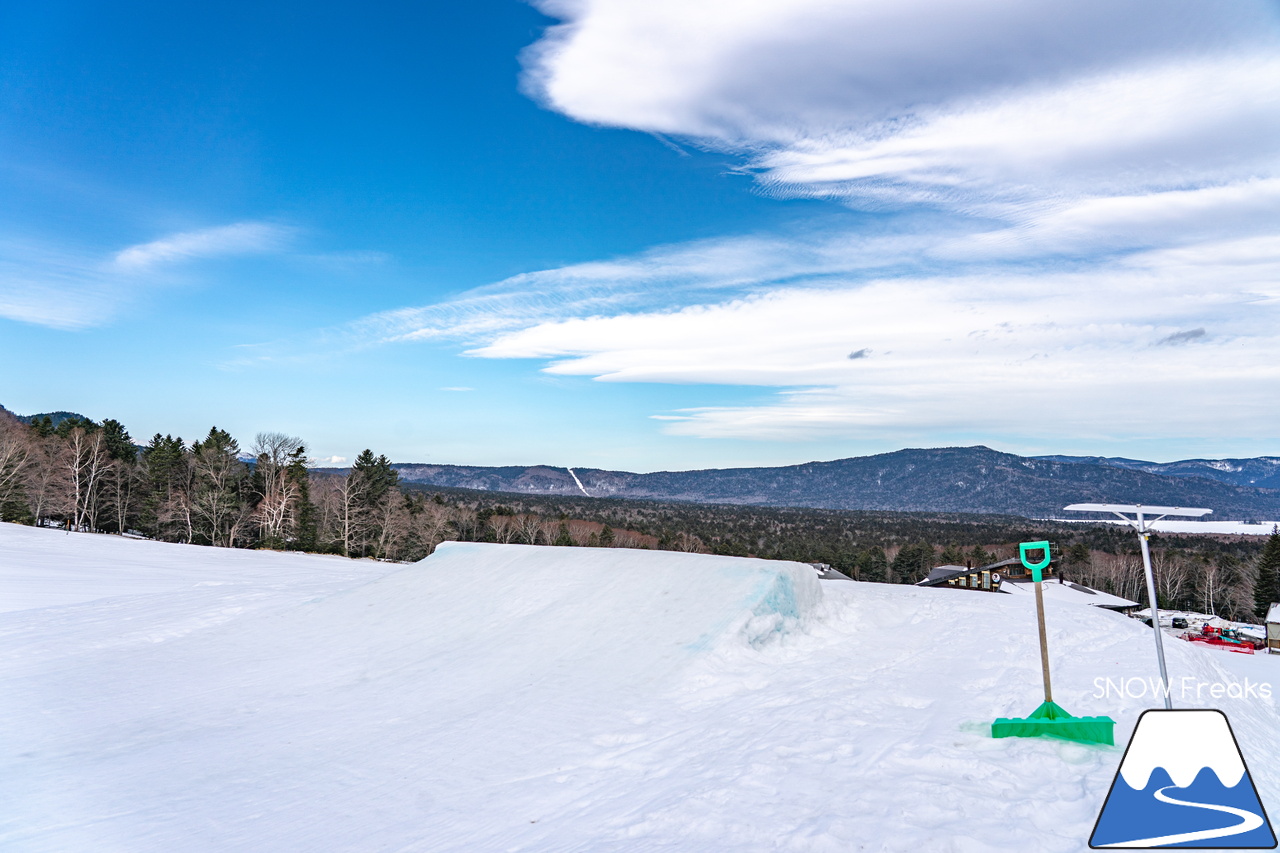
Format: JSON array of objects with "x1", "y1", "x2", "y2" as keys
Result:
[{"x1": 523, "y1": 0, "x2": 1280, "y2": 210}]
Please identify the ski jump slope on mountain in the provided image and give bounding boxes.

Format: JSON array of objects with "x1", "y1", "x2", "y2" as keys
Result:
[{"x1": 2, "y1": 522, "x2": 1278, "y2": 853}]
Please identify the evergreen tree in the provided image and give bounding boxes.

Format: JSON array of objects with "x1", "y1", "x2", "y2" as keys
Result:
[
  {"x1": 54, "y1": 415, "x2": 98, "y2": 439},
  {"x1": 140, "y1": 434, "x2": 190, "y2": 540},
  {"x1": 1065, "y1": 542, "x2": 1091, "y2": 568},
  {"x1": 287, "y1": 444, "x2": 318, "y2": 551},
  {"x1": 1253, "y1": 529, "x2": 1280, "y2": 620},
  {"x1": 30, "y1": 416, "x2": 54, "y2": 438},
  {"x1": 190, "y1": 427, "x2": 248, "y2": 547},
  {"x1": 856, "y1": 546, "x2": 888, "y2": 582},
  {"x1": 553, "y1": 521, "x2": 574, "y2": 547},
  {"x1": 351, "y1": 450, "x2": 398, "y2": 507},
  {"x1": 968, "y1": 544, "x2": 997, "y2": 568},
  {"x1": 101, "y1": 419, "x2": 137, "y2": 462},
  {"x1": 348, "y1": 449, "x2": 398, "y2": 556},
  {"x1": 891, "y1": 541, "x2": 935, "y2": 584}
]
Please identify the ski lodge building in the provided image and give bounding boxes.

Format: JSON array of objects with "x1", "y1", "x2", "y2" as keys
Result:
[
  {"x1": 1268, "y1": 603, "x2": 1279, "y2": 653},
  {"x1": 917, "y1": 557, "x2": 1139, "y2": 612}
]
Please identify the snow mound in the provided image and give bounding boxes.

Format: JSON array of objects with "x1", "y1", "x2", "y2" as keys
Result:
[
  {"x1": 405, "y1": 541, "x2": 823, "y2": 661},
  {"x1": 4, "y1": 525, "x2": 1277, "y2": 853}
]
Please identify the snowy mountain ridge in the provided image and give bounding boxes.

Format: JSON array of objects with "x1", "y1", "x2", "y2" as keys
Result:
[
  {"x1": 390, "y1": 446, "x2": 1280, "y2": 518},
  {"x1": 1035, "y1": 454, "x2": 1280, "y2": 490}
]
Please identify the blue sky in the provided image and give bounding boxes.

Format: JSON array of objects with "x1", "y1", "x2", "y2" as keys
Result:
[{"x1": 3, "y1": 1, "x2": 1279, "y2": 470}]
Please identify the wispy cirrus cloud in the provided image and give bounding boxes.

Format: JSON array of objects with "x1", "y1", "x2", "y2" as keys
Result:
[
  {"x1": 298, "y1": 189, "x2": 1280, "y2": 441},
  {"x1": 0, "y1": 221, "x2": 293, "y2": 329},
  {"x1": 467, "y1": 238, "x2": 1280, "y2": 441},
  {"x1": 0, "y1": 239, "x2": 115, "y2": 330},
  {"x1": 113, "y1": 222, "x2": 293, "y2": 270},
  {"x1": 328, "y1": 221, "x2": 955, "y2": 350}
]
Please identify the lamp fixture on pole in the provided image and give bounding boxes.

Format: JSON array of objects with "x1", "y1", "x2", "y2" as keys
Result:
[{"x1": 1063, "y1": 503, "x2": 1212, "y2": 710}]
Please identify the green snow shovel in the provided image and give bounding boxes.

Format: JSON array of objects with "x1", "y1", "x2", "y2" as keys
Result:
[{"x1": 991, "y1": 541, "x2": 1115, "y2": 745}]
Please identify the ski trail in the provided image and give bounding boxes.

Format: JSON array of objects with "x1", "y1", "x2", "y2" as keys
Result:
[
  {"x1": 1103, "y1": 784, "x2": 1265, "y2": 847},
  {"x1": 566, "y1": 467, "x2": 591, "y2": 497}
]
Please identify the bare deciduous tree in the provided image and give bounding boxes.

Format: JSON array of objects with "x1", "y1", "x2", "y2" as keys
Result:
[
  {"x1": 106, "y1": 458, "x2": 139, "y2": 535},
  {"x1": 252, "y1": 432, "x2": 306, "y2": 547},
  {"x1": 336, "y1": 472, "x2": 370, "y2": 556},
  {"x1": 60, "y1": 427, "x2": 109, "y2": 532},
  {"x1": 24, "y1": 436, "x2": 62, "y2": 527},
  {"x1": 1153, "y1": 552, "x2": 1191, "y2": 608},
  {"x1": 517, "y1": 513, "x2": 544, "y2": 545},
  {"x1": 371, "y1": 493, "x2": 408, "y2": 559},
  {"x1": 190, "y1": 430, "x2": 246, "y2": 547},
  {"x1": 538, "y1": 517, "x2": 562, "y2": 545},
  {"x1": 0, "y1": 418, "x2": 32, "y2": 520},
  {"x1": 672, "y1": 531, "x2": 707, "y2": 553},
  {"x1": 410, "y1": 501, "x2": 454, "y2": 557},
  {"x1": 157, "y1": 491, "x2": 194, "y2": 543},
  {"x1": 490, "y1": 513, "x2": 520, "y2": 544}
]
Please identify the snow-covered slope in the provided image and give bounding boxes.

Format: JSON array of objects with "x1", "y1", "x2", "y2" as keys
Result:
[{"x1": 2, "y1": 523, "x2": 1277, "y2": 852}]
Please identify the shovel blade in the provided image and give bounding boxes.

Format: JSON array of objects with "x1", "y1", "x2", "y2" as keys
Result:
[{"x1": 992, "y1": 702, "x2": 1115, "y2": 745}]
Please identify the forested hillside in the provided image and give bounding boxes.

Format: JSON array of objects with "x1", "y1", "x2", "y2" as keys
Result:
[
  {"x1": 393, "y1": 447, "x2": 1280, "y2": 518},
  {"x1": 0, "y1": 406, "x2": 1273, "y2": 622}
]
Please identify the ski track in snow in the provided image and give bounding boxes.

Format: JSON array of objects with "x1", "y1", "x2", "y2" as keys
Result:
[
  {"x1": 1, "y1": 522, "x2": 1278, "y2": 852},
  {"x1": 566, "y1": 467, "x2": 591, "y2": 497}
]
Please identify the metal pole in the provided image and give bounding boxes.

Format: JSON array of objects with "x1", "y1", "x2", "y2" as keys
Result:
[
  {"x1": 1033, "y1": 578, "x2": 1053, "y2": 704},
  {"x1": 1137, "y1": 518, "x2": 1173, "y2": 710}
]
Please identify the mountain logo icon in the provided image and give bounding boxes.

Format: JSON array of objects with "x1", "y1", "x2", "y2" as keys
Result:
[{"x1": 1090, "y1": 709, "x2": 1277, "y2": 848}]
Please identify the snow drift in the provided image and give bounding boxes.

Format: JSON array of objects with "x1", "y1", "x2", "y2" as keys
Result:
[{"x1": 2, "y1": 523, "x2": 1277, "y2": 853}]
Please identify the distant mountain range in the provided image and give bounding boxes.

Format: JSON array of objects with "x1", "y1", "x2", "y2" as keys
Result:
[
  {"x1": 1033, "y1": 454, "x2": 1280, "y2": 490},
  {"x1": 7, "y1": 400, "x2": 1277, "y2": 519},
  {"x1": 10, "y1": 409, "x2": 90, "y2": 428},
  {"x1": 393, "y1": 446, "x2": 1280, "y2": 519}
]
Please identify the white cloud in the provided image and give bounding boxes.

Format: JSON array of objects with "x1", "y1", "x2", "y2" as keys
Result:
[
  {"x1": 0, "y1": 238, "x2": 120, "y2": 329},
  {"x1": 479, "y1": 0, "x2": 1280, "y2": 444},
  {"x1": 528, "y1": 0, "x2": 1275, "y2": 135},
  {"x1": 311, "y1": 455, "x2": 348, "y2": 466},
  {"x1": 303, "y1": 158, "x2": 1279, "y2": 443},
  {"x1": 0, "y1": 222, "x2": 293, "y2": 329},
  {"x1": 113, "y1": 222, "x2": 292, "y2": 270},
  {"x1": 525, "y1": 1, "x2": 1280, "y2": 231},
  {"x1": 755, "y1": 55, "x2": 1280, "y2": 207},
  {"x1": 266, "y1": 1, "x2": 1280, "y2": 448},
  {"x1": 328, "y1": 218, "x2": 976, "y2": 351},
  {"x1": 934, "y1": 180, "x2": 1280, "y2": 262},
  {"x1": 465, "y1": 238, "x2": 1280, "y2": 440}
]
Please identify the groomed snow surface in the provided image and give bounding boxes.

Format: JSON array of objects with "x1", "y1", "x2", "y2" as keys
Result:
[{"x1": 2, "y1": 523, "x2": 1277, "y2": 853}]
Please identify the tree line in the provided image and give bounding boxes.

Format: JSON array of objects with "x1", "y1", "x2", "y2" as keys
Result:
[
  {"x1": 403, "y1": 484, "x2": 1280, "y2": 623},
  {"x1": 0, "y1": 412, "x2": 443, "y2": 560},
  {"x1": 1, "y1": 408, "x2": 1276, "y2": 622}
]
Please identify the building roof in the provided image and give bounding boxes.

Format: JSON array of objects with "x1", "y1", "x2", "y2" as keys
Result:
[
  {"x1": 1268, "y1": 602, "x2": 1280, "y2": 623},
  {"x1": 999, "y1": 578, "x2": 1139, "y2": 610},
  {"x1": 920, "y1": 565, "x2": 969, "y2": 584}
]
